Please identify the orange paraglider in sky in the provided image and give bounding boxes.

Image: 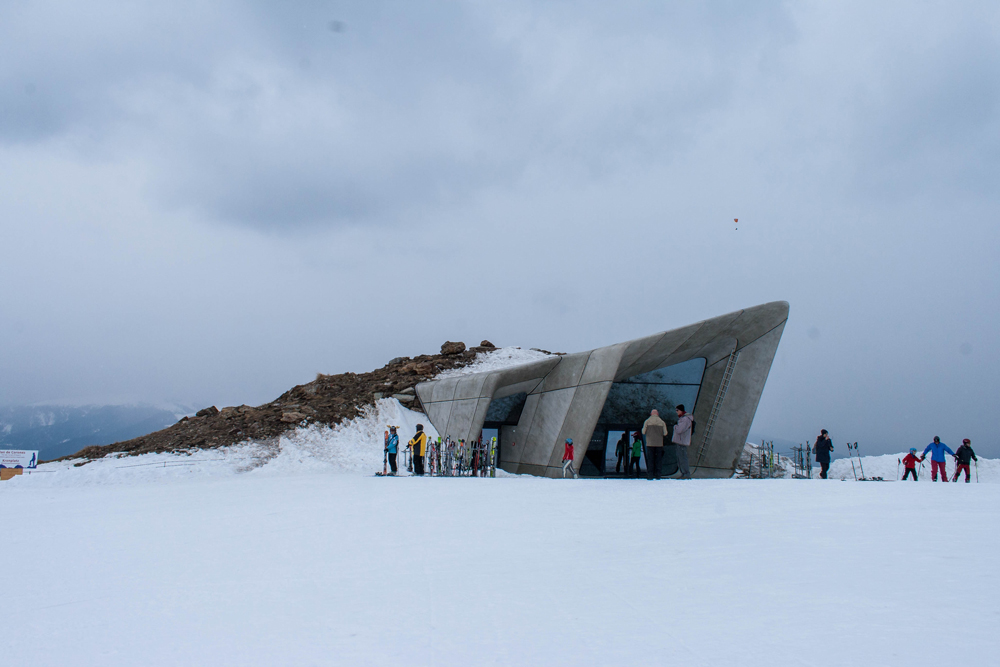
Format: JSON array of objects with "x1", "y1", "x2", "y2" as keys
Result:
[{"x1": 734, "y1": 218, "x2": 739, "y2": 230}]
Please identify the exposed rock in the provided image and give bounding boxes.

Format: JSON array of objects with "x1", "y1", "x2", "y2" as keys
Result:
[
  {"x1": 440, "y1": 341, "x2": 466, "y2": 355},
  {"x1": 480, "y1": 340, "x2": 495, "y2": 348},
  {"x1": 196, "y1": 406, "x2": 219, "y2": 417},
  {"x1": 64, "y1": 343, "x2": 488, "y2": 461}
]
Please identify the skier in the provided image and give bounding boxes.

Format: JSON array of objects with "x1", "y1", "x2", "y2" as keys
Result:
[
  {"x1": 562, "y1": 438, "x2": 578, "y2": 478},
  {"x1": 386, "y1": 426, "x2": 399, "y2": 475},
  {"x1": 901, "y1": 447, "x2": 923, "y2": 481},
  {"x1": 642, "y1": 409, "x2": 668, "y2": 480},
  {"x1": 921, "y1": 436, "x2": 953, "y2": 482},
  {"x1": 615, "y1": 432, "x2": 629, "y2": 474},
  {"x1": 672, "y1": 405, "x2": 695, "y2": 479},
  {"x1": 409, "y1": 425, "x2": 428, "y2": 476},
  {"x1": 952, "y1": 439, "x2": 978, "y2": 483},
  {"x1": 629, "y1": 431, "x2": 643, "y2": 478},
  {"x1": 813, "y1": 429, "x2": 834, "y2": 479}
]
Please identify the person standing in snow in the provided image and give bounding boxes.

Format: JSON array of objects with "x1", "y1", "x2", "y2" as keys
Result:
[
  {"x1": 952, "y1": 439, "x2": 978, "y2": 483},
  {"x1": 901, "y1": 447, "x2": 923, "y2": 481},
  {"x1": 386, "y1": 426, "x2": 399, "y2": 475},
  {"x1": 409, "y1": 425, "x2": 428, "y2": 476},
  {"x1": 642, "y1": 409, "x2": 668, "y2": 480},
  {"x1": 672, "y1": 405, "x2": 695, "y2": 479},
  {"x1": 615, "y1": 432, "x2": 629, "y2": 474},
  {"x1": 629, "y1": 431, "x2": 643, "y2": 478},
  {"x1": 813, "y1": 430, "x2": 834, "y2": 479},
  {"x1": 921, "y1": 436, "x2": 954, "y2": 482},
  {"x1": 562, "y1": 438, "x2": 578, "y2": 478}
]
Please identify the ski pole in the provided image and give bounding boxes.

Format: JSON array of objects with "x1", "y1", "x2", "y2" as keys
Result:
[
  {"x1": 855, "y1": 442, "x2": 866, "y2": 480},
  {"x1": 848, "y1": 443, "x2": 857, "y2": 480},
  {"x1": 897, "y1": 458, "x2": 901, "y2": 481},
  {"x1": 975, "y1": 459, "x2": 979, "y2": 483}
]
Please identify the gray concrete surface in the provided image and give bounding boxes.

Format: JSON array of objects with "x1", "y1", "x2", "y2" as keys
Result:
[{"x1": 414, "y1": 301, "x2": 789, "y2": 478}]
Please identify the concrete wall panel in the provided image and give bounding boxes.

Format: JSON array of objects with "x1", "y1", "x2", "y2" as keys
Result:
[
  {"x1": 423, "y1": 401, "x2": 453, "y2": 437},
  {"x1": 617, "y1": 333, "x2": 667, "y2": 373},
  {"x1": 693, "y1": 324, "x2": 786, "y2": 477},
  {"x1": 614, "y1": 323, "x2": 703, "y2": 380},
  {"x1": 579, "y1": 343, "x2": 627, "y2": 385},
  {"x1": 492, "y1": 358, "x2": 561, "y2": 389},
  {"x1": 727, "y1": 301, "x2": 790, "y2": 351},
  {"x1": 492, "y1": 378, "x2": 543, "y2": 401},
  {"x1": 516, "y1": 388, "x2": 577, "y2": 474},
  {"x1": 443, "y1": 398, "x2": 479, "y2": 441},
  {"x1": 429, "y1": 377, "x2": 461, "y2": 403},
  {"x1": 454, "y1": 373, "x2": 489, "y2": 401},
  {"x1": 503, "y1": 393, "x2": 541, "y2": 467},
  {"x1": 540, "y1": 352, "x2": 592, "y2": 392}
]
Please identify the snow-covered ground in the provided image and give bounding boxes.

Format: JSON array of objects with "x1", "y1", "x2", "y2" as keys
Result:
[
  {"x1": 825, "y1": 452, "x2": 999, "y2": 482},
  {"x1": 436, "y1": 345, "x2": 555, "y2": 379},
  {"x1": 4, "y1": 394, "x2": 998, "y2": 666}
]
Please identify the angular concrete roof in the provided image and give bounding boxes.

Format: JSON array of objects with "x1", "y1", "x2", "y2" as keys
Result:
[{"x1": 415, "y1": 301, "x2": 789, "y2": 478}]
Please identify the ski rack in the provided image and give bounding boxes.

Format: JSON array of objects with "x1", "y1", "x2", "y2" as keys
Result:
[
  {"x1": 695, "y1": 348, "x2": 740, "y2": 467},
  {"x1": 789, "y1": 444, "x2": 812, "y2": 479},
  {"x1": 409, "y1": 435, "x2": 498, "y2": 477}
]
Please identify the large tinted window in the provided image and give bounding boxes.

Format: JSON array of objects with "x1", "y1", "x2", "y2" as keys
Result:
[{"x1": 597, "y1": 358, "x2": 706, "y2": 426}]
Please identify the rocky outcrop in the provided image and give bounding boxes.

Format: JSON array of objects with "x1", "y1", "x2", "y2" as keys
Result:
[{"x1": 66, "y1": 341, "x2": 499, "y2": 461}]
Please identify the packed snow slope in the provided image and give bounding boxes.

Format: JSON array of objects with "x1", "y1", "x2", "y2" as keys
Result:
[{"x1": 4, "y1": 451, "x2": 999, "y2": 666}]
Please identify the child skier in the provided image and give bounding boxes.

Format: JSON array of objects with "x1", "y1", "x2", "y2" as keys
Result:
[
  {"x1": 952, "y1": 439, "x2": 978, "y2": 483},
  {"x1": 921, "y1": 436, "x2": 954, "y2": 482},
  {"x1": 562, "y1": 438, "x2": 579, "y2": 479},
  {"x1": 386, "y1": 426, "x2": 399, "y2": 475},
  {"x1": 901, "y1": 447, "x2": 923, "y2": 481},
  {"x1": 629, "y1": 431, "x2": 643, "y2": 478}
]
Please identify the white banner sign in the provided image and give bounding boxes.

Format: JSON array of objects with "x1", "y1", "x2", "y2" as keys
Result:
[{"x1": 0, "y1": 450, "x2": 38, "y2": 469}]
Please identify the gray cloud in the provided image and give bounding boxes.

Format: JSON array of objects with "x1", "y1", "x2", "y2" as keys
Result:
[{"x1": 1, "y1": 1, "x2": 998, "y2": 455}]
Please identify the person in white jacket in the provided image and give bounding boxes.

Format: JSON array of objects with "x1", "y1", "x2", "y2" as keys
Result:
[{"x1": 672, "y1": 405, "x2": 695, "y2": 480}]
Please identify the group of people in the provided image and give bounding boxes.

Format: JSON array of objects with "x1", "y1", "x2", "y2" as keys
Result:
[
  {"x1": 561, "y1": 405, "x2": 696, "y2": 479},
  {"x1": 813, "y1": 431, "x2": 979, "y2": 482}
]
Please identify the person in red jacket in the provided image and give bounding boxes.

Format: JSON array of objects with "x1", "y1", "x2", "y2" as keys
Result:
[
  {"x1": 901, "y1": 447, "x2": 923, "y2": 481},
  {"x1": 562, "y1": 438, "x2": 578, "y2": 478}
]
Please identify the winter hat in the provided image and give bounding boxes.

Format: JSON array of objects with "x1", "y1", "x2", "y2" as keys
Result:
[
  {"x1": 909, "y1": 448, "x2": 917, "y2": 453},
  {"x1": 415, "y1": 424, "x2": 423, "y2": 432},
  {"x1": 963, "y1": 438, "x2": 971, "y2": 444},
  {"x1": 566, "y1": 438, "x2": 573, "y2": 444},
  {"x1": 676, "y1": 404, "x2": 686, "y2": 412}
]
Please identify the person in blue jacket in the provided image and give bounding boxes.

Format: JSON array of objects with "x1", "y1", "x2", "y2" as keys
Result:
[
  {"x1": 921, "y1": 436, "x2": 954, "y2": 482},
  {"x1": 386, "y1": 426, "x2": 399, "y2": 475}
]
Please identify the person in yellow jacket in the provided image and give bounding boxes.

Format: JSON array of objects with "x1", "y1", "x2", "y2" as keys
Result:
[{"x1": 409, "y1": 424, "x2": 428, "y2": 476}]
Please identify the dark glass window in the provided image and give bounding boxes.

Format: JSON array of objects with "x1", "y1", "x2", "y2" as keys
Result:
[{"x1": 597, "y1": 358, "x2": 706, "y2": 426}]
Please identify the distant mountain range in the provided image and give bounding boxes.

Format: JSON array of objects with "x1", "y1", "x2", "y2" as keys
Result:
[{"x1": 0, "y1": 404, "x2": 193, "y2": 461}]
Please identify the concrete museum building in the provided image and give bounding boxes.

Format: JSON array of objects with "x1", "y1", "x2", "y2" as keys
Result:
[{"x1": 415, "y1": 301, "x2": 789, "y2": 478}]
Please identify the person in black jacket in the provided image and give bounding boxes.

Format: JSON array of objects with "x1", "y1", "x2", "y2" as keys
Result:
[
  {"x1": 615, "y1": 432, "x2": 629, "y2": 474},
  {"x1": 813, "y1": 429, "x2": 834, "y2": 479},
  {"x1": 952, "y1": 439, "x2": 978, "y2": 483}
]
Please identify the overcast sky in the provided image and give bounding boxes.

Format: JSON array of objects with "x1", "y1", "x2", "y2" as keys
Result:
[{"x1": 2, "y1": 1, "x2": 997, "y2": 455}]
